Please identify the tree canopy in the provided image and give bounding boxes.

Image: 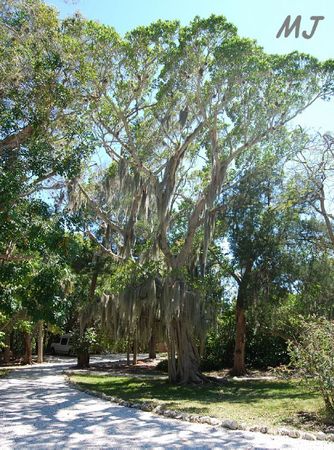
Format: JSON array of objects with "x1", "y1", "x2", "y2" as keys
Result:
[{"x1": 1, "y1": 0, "x2": 334, "y2": 383}]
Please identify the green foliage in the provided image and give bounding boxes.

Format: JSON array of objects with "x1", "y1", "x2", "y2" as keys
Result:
[
  {"x1": 201, "y1": 302, "x2": 290, "y2": 371},
  {"x1": 200, "y1": 307, "x2": 235, "y2": 371},
  {"x1": 0, "y1": 0, "x2": 96, "y2": 203},
  {"x1": 15, "y1": 319, "x2": 33, "y2": 334},
  {"x1": 1, "y1": 2, "x2": 334, "y2": 376},
  {"x1": 0, "y1": 223, "x2": 77, "y2": 325},
  {"x1": 289, "y1": 317, "x2": 334, "y2": 414},
  {"x1": 297, "y1": 256, "x2": 334, "y2": 319},
  {"x1": 71, "y1": 327, "x2": 97, "y2": 353},
  {"x1": 225, "y1": 146, "x2": 302, "y2": 303},
  {"x1": 0, "y1": 311, "x2": 6, "y2": 348},
  {"x1": 104, "y1": 259, "x2": 163, "y2": 294},
  {"x1": 246, "y1": 332, "x2": 289, "y2": 369}
]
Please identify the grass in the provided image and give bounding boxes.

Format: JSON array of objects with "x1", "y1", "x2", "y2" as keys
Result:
[
  {"x1": 0, "y1": 369, "x2": 9, "y2": 378},
  {"x1": 70, "y1": 374, "x2": 326, "y2": 431}
]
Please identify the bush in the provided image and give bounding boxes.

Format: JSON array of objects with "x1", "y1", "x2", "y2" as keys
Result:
[
  {"x1": 200, "y1": 338, "x2": 234, "y2": 371},
  {"x1": 200, "y1": 307, "x2": 235, "y2": 371},
  {"x1": 288, "y1": 317, "x2": 334, "y2": 414},
  {"x1": 156, "y1": 358, "x2": 169, "y2": 372},
  {"x1": 201, "y1": 316, "x2": 290, "y2": 372},
  {"x1": 246, "y1": 332, "x2": 289, "y2": 369}
]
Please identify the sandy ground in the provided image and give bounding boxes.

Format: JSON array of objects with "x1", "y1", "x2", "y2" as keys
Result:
[{"x1": 0, "y1": 355, "x2": 333, "y2": 449}]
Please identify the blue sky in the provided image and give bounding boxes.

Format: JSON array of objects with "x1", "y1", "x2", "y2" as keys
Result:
[{"x1": 46, "y1": 0, "x2": 334, "y2": 132}]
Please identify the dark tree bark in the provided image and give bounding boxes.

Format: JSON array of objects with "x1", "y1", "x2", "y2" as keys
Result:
[
  {"x1": 77, "y1": 350, "x2": 90, "y2": 368},
  {"x1": 232, "y1": 302, "x2": 247, "y2": 376},
  {"x1": 231, "y1": 263, "x2": 253, "y2": 376},
  {"x1": 10, "y1": 331, "x2": 14, "y2": 358},
  {"x1": 76, "y1": 256, "x2": 101, "y2": 368},
  {"x1": 168, "y1": 318, "x2": 203, "y2": 384},
  {"x1": 0, "y1": 124, "x2": 33, "y2": 155},
  {"x1": 148, "y1": 333, "x2": 156, "y2": 359},
  {"x1": 23, "y1": 332, "x2": 32, "y2": 365}
]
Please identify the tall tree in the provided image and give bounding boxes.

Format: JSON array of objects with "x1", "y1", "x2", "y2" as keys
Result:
[
  {"x1": 67, "y1": 16, "x2": 334, "y2": 383},
  {"x1": 0, "y1": 0, "x2": 95, "y2": 263},
  {"x1": 222, "y1": 148, "x2": 302, "y2": 375},
  {"x1": 293, "y1": 132, "x2": 334, "y2": 248}
]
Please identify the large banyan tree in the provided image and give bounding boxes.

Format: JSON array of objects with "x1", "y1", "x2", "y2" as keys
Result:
[{"x1": 67, "y1": 14, "x2": 334, "y2": 383}]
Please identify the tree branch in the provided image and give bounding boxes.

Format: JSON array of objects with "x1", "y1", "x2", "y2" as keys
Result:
[
  {"x1": 86, "y1": 230, "x2": 124, "y2": 261},
  {"x1": 78, "y1": 183, "x2": 124, "y2": 236},
  {"x1": 0, "y1": 125, "x2": 33, "y2": 154}
]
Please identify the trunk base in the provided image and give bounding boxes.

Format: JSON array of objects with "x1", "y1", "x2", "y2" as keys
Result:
[
  {"x1": 229, "y1": 367, "x2": 248, "y2": 377},
  {"x1": 3, "y1": 347, "x2": 11, "y2": 364},
  {"x1": 77, "y1": 351, "x2": 90, "y2": 368},
  {"x1": 168, "y1": 318, "x2": 203, "y2": 385},
  {"x1": 148, "y1": 334, "x2": 156, "y2": 359},
  {"x1": 232, "y1": 304, "x2": 247, "y2": 377}
]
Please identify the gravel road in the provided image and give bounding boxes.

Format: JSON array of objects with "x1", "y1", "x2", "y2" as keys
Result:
[{"x1": 0, "y1": 356, "x2": 333, "y2": 449}]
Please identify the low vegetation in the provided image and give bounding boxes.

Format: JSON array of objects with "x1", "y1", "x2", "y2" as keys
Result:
[{"x1": 289, "y1": 317, "x2": 334, "y2": 415}]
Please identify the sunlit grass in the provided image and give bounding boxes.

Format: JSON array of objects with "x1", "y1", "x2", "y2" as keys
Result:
[
  {"x1": 0, "y1": 369, "x2": 9, "y2": 378},
  {"x1": 71, "y1": 374, "x2": 325, "y2": 430}
]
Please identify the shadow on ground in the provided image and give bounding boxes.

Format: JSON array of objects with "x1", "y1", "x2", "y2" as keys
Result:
[{"x1": 0, "y1": 358, "x2": 330, "y2": 449}]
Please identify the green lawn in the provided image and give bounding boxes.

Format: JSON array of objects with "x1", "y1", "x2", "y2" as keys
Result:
[{"x1": 71, "y1": 374, "x2": 325, "y2": 430}]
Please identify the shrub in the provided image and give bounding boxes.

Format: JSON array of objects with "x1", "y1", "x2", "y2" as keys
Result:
[
  {"x1": 288, "y1": 317, "x2": 334, "y2": 414},
  {"x1": 246, "y1": 332, "x2": 289, "y2": 369},
  {"x1": 156, "y1": 358, "x2": 169, "y2": 372}
]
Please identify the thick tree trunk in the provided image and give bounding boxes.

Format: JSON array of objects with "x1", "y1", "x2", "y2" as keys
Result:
[
  {"x1": 76, "y1": 255, "x2": 101, "y2": 369},
  {"x1": 148, "y1": 332, "x2": 156, "y2": 359},
  {"x1": 164, "y1": 278, "x2": 207, "y2": 384},
  {"x1": 77, "y1": 350, "x2": 90, "y2": 368},
  {"x1": 37, "y1": 320, "x2": 44, "y2": 364},
  {"x1": 77, "y1": 324, "x2": 90, "y2": 368},
  {"x1": 232, "y1": 303, "x2": 247, "y2": 376},
  {"x1": 167, "y1": 326, "x2": 177, "y2": 382},
  {"x1": 23, "y1": 332, "x2": 32, "y2": 365},
  {"x1": 168, "y1": 318, "x2": 203, "y2": 384}
]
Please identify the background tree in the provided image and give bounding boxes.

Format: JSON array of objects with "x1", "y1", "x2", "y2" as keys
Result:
[
  {"x1": 213, "y1": 146, "x2": 298, "y2": 374},
  {"x1": 0, "y1": 0, "x2": 95, "y2": 263},
  {"x1": 0, "y1": 0, "x2": 98, "y2": 363},
  {"x1": 292, "y1": 132, "x2": 334, "y2": 248}
]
